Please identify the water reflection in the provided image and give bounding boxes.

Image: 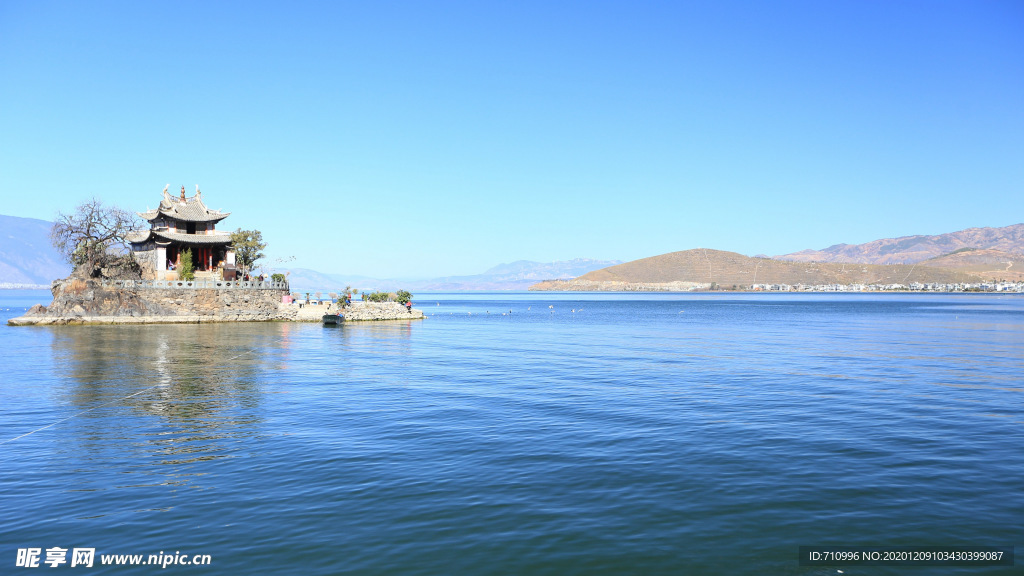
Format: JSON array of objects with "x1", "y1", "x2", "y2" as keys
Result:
[
  {"x1": 52, "y1": 324, "x2": 290, "y2": 490},
  {"x1": 330, "y1": 321, "x2": 417, "y2": 385}
]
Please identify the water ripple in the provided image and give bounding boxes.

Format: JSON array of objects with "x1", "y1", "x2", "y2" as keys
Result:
[{"x1": 1, "y1": 293, "x2": 1022, "y2": 574}]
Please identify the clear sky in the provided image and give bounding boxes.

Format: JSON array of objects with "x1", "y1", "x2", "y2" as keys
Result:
[{"x1": 1, "y1": 1, "x2": 1022, "y2": 278}]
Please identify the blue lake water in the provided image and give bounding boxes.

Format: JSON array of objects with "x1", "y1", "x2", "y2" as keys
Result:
[{"x1": 1, "y1": 290, "x2": 1022, "y2": 575}]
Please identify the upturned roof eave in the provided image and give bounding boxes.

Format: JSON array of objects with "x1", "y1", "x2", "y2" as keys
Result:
[{"x1": 141, "y1": 208, "x2": 232, "y2": 223}]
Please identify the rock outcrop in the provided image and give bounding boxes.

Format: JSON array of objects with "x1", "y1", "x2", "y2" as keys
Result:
[
  {"x1": 276, "y1": 301, "x2": 424, "y2": 322},
  {"x1": 342, "y1": 301, "x2": 424, "y2": 321}
]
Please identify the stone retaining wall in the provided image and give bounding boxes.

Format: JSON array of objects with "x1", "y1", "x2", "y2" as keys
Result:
[
  {"x1": 8, "y1": 279, "x2": 288, "y2": 325},
  {"x1": 134, "y1": 287, "x2": 286, "y2": 320}
]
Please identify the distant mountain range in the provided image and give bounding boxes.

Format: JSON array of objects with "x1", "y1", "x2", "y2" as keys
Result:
[
  {"x1": 532, "y1": 223, "x2": 1024, "y2": 290},
  {"x1": 282, "y1": 258, "x2": 623, "y2": 292},
  {"x1": 776, "y1": 224, "x2": 1024, "y2": 265},
  {"x1": 0, "y1": 215, "x2": 70, "y2": 286}
]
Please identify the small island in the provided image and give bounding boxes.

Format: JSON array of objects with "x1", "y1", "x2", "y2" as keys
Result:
[{"x1": 8, "y1": 186, "x2": 423, "y2": 326}]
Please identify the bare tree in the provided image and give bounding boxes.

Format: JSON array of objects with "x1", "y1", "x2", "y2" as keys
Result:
[{"x1": 51, "y1": 199, "x2": 141, "y2": 278}]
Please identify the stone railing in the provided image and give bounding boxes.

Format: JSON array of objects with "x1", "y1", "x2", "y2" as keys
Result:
[{"x1": 100, "y1": 279, "x2": 290, "y2": 291}]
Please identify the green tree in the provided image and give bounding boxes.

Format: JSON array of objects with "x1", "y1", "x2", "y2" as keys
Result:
[
  {"x1": 179, "y1": 249, "x2": 195, "y2": 281},
  {"x1": 365, "y1": 291, "x2": 390, "y2": 302},
  {"x1": 395, "y1": 290, "x2": 412, "y2": 305},
  {"x1": 230, "y1": 229, "x2": 266, "y2": 278}
]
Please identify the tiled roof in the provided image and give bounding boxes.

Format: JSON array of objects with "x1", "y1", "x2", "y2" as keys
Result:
[
  {"x1": 126, "y1": 230, "x2": 153, "y2": 244},
  {"x1": 141, "y1": 190, "x2": 231, "y2": 223}
]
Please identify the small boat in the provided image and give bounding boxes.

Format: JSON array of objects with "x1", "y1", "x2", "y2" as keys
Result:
[{"x1": 322, "y1": 313, "x2": 343, "y2": 326}]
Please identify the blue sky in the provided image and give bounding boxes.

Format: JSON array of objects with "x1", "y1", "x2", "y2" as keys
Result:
[{"x1": 1, "y1": 1, "x2": 1022, "y2": 278}]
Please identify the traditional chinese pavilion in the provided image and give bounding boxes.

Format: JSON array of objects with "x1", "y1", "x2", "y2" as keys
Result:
[{"x1": 128, "y1": 185, "x2": 236, "y2": 279}]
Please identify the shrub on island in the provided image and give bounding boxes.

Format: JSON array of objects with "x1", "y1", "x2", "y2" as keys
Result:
[
  {"x1": 179, "y1": 249, "x2": 195, "y2": 281},
  {"x1": 363, "y1": 290, "x2": 413, "y2": 305}
]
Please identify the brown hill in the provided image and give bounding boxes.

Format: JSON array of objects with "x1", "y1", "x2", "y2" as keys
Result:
[
  {"x1": 922, "y1": 248, "x2": 1024, "y2": 281},
  {"x1": 537, "y1": 249, "x2": 982, "y2": 288},
  {"x1": 777, "y1": 223, "x2": 1024, "y2": 265}
]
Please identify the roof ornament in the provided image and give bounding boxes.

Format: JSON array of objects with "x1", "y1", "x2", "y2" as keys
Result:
[
  {"x1": 196, "y1": 184, "x2": 201, "y2": 198},
  {"x1": 162, "y1": 184, "x2": 171, "y2": 204},
  {"x1": 180, "y1": 185, "x2": 186, "y2": 202}
]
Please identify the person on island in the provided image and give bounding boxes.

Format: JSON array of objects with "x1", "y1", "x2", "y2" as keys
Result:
[{"x1": 405, "y1": 300, "x2": 412, "y2": 313}]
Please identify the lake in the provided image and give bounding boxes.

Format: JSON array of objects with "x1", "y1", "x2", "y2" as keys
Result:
[{"x1": 1, "y1": 290, "x2": 1022, "y2": 575}]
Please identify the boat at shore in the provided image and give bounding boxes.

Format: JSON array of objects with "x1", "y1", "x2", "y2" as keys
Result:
[{"x1": 322, "y1": 313, "x2": 343, "y2": 326}]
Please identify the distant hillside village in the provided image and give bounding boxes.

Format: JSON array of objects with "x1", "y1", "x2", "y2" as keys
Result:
[
  {"x1": 749, "y1": 282, "x2": 1024, "y2": 293},
  {"x1": 530, "y1": 279, "x2": 1024, "y2": 293}
]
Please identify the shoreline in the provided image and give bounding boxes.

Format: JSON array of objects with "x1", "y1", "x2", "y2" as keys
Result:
[
  {"x1": 8, "y1": 301, "x2": 425, "y2": 326},
  {"x1": 529, "y1": 279, "x2": 1024, "y2": 293},
  {"x1": 7, "y1": 314, "x2": 427, "y2": 326}
]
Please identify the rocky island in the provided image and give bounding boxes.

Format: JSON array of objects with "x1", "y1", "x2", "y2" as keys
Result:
[
  {"x1": 7, "y1": 277, "x2": 424, "y2": 325},
  {"x1": 8, "y1": 186, "x2": 424, "y2": 326}
]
